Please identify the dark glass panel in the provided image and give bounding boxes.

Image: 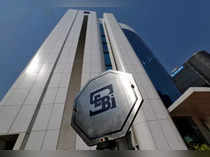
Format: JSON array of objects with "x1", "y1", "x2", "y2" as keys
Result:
[{"x1": 122, "y1": 28, "x2": 181, "y2": 107}]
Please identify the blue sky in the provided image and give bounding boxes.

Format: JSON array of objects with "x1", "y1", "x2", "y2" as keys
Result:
[{"x1": 1, "y1": 0, "x2": 210, "y2": 100}]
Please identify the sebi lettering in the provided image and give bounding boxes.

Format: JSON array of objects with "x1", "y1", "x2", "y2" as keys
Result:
[{"x1": 89, "y1": 84, "x2": 116, "y2": 116}]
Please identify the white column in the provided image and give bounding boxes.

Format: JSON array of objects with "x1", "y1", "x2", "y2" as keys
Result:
[
  {"x1": 0, "y1": 10, "x2": 79, "y2": 150},
  {"x1": 103, "y1": 13, "x2": 187, "y2": 150},
  {"x1": 75, "y1": 11, "x2": 105, "y2": 150}
]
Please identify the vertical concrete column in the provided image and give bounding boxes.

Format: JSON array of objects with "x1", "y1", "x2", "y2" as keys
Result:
[
  {"x1": 75, "y1": 11, "x2": 105, "y2": 150},
  {"x1": 56, "y1": 11, "x2": 86, "y2": 151},
  {"x1": 0, "y1": 10, "x2": 78, "y2": 150},
  {"x1": 103, "y1": 13, "x2": 187, "y2": 150}
]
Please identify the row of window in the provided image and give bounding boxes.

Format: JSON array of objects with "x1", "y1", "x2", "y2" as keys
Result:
[{"x1": 99, "y1": 24, "x2": 112, "y2": 70}]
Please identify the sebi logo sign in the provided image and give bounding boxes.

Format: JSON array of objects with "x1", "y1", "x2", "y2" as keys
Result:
[{"x1": 89, "y1": 84, "x2": 116, "y2": 117}]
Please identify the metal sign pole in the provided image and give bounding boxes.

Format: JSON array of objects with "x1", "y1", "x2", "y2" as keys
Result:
[{"x1": 96, "y1": 131, "x2": 136, "y2": 150}]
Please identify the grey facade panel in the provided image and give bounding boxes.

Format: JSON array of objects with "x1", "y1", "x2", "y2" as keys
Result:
[{"x1": 0, "y1": 10, "x2": 79, "y2": 150}]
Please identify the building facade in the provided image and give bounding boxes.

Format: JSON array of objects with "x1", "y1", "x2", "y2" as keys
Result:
[
  {"x1": 171, "y1": 50, "x2": 210, "y2": 94},
  {"x1": 0, "y1": 10, "x2": 187, "y2": 150},
  {"x1": 121, "y1": 24, "x2": 181, "y2": 107},
  {"x1": 169, "y1": 51, "x2": 210, "y2": 149}
]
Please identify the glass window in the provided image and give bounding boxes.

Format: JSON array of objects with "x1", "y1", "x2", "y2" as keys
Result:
[
  {"x1": 101, "y1": 34, "x2": 106, "y2": 38},
  {"x1": 104, "y1": 53, "x2": 112, "y2": 66},
  {"x1": 122, "y1": 28, "x2": 181, "y2": 107},
  {"x1": 101, "y1": 37, "x2": 106, "y2": 43},
  {"x1": 99, "y1": 24, "x2": 112, "y2": 70},
  {"x1": 103, "y1": 43, "x2": 108, "y2": 52},
  {"x1": 84, "y1": 11, "x2": 90, "y2": 14},
  {"x1": 106, "y1": 65, "x2": 112, "y2": 70},
  {"x1": 173, "y1": 117, "x2": 209, "y2": 150}
]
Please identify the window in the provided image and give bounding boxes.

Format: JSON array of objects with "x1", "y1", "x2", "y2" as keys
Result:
[
  {"x1": 106, "y1": 65, "x2": 112, "y2": 70},
  {"x1": 104, "y1": 53, "x2": 112, "y2": 66},
  {"x1": 101, "y1": 34, "x2": 106, "y2": 38},
  {"x1": 102, "y1": 43, "x2": 108, "y2": 52},
  {"x1": 84, "y1": 11, "x2": 90, "y2": 14},
  {"x1": 173, "y1": 117, "x2": 208, "y2": 149},
  {"x1": 0, "y1": 134, "x2": 19, "y2": 150},
  {"x1": 99, "y1": 24, "x2": 112, "y2": 70}
]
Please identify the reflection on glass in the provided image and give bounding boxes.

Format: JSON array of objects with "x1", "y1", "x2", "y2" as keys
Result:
[{"x1": 122, "y1": 28, "x2": 181, "y2": 107}]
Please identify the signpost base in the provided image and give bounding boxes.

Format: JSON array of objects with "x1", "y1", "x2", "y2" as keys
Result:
[{"x1": 96, "y1": 132, "x2": 135, "y2": 150}]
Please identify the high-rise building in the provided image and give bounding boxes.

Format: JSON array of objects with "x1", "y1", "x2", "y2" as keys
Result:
[
  {"x1": 171, "y1": 50, "x2": 210, "y2": 94},
  {"x1": 0, "y1": 10, "x2": 187, "y2": 150},
  {"x1": 169, "y1": 51, "x2": 210, "y2": 148}
]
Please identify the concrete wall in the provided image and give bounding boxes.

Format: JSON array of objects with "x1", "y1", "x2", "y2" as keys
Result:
[
  {"x1": 103, "y1": 13, "x2": 187, "y2": 150},
  {"x1": 0, "y1": 10, "x2": 84, "y2": 150},
  {"x1": 75, "y1": 11, "x2": 105, "y2": 150}
]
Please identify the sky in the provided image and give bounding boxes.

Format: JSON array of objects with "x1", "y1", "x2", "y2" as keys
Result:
[{"x1": 1, "y1": 0, "x2": 210, "y2": 100}]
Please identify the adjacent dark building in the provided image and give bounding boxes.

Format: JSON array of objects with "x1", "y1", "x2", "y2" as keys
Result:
[
  {"x1": 171, "y1": 50, "x2": 210, "y2": 94},
  {"x1": 169, "y1": 50, "x2": 210, "y2": 148}
]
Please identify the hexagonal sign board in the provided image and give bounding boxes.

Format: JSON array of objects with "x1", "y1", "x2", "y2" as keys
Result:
[{"x1": 71, "y1": 70, "x2": 143, "y2": 146}]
